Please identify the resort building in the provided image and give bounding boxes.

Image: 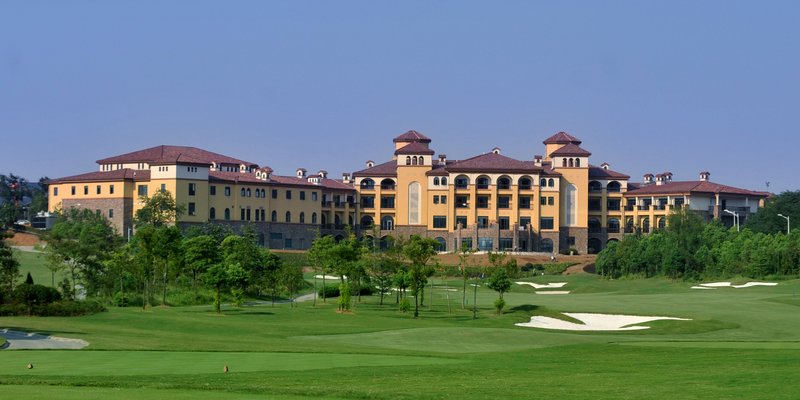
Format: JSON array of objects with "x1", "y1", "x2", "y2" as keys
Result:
[{"x1": 47, "y1": 131, "x2": 770, "y2": 254}]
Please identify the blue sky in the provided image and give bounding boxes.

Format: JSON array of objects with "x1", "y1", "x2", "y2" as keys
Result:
[{"x1": 2, "y1": 1, "x2": 797, "y2": 193}]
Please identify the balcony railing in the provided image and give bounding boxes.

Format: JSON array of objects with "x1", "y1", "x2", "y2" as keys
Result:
[
  {"x1": 654, "y1": 204, "x2": 667, "y2": 210},
  {"x1": 380, "y1": 185, "x2": 395, "y2": 190},
  {"x1": 624, "y1": 205, "x2": 635, "y2": 211},
  {"x1": 638, "y1": 205, "x2": 651, "y2": 211}
]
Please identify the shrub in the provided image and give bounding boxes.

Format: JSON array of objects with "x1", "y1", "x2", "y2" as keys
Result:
[
  {"x1": 399, "y1": 297, "x2": 411, "y2": 313},
  {"x1": 319, "y1": 284, "x2": 373, "y2": 298},
  {"x1": 13, "y1": 284, "x2": 62, "y2": 314},
  {"x1": 494, "y1": 298, "x2": 506, "y2": 314}
]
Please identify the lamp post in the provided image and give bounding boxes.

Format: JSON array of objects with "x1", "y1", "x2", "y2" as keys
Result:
[
  {"x1": 723, "y1": 209, "x2": 739, "y2": 232},
  {"x1": 777, "y1": 214, "x2": 791, "y2": 235}
]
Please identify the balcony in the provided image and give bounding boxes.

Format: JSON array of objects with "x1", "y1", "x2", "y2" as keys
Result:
[
  {"x1": 624, "y1": 205, "x2": 635, "y2": 211},
  {"x1": 654, "y1": 204, "x2": 667, "y2": 210},
  {"x1": 638, "y1": 205, "x2": 651, "y2": 211},
  {"x1": 380, "y1": 184, "x2": 395, "y2": 190}
]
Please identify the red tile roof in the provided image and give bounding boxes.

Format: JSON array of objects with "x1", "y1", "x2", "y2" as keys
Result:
[
  {"x1": 209, "y1": 171, "x2": 355, "y2": 191},
  {"x1": 394, "y1": 142, "x2": 435, "y2": 155},
  {"x1": 549, "y1": 143, "x2": 592, "y2": 157},
  {"x1": 393, "y1": 130, "x2": 432, "y2": 143},
  {"x1": 425, "y1": 162, "x2": 451, "y2": 176},
  {"x1": 97, "y1": 145, "x2": 256, "y2": 167},
  {"x1": 352, "y1": 160, "x2": 398, "y2": 178},
  {"x1": 49, "y1": 169, "x2": 150, "y2": 183},
  {"x1": 625, "y1": 180, "x2": 770, "y2": 197},
  {"x1": 543, "y1": 131, "x2": 582, "y2": 145},
  {"x1": 445, "y1": 152, "x2": 543, "y2": 174},
  {"x1": 588, "y1": 165, "x2": 630, "y2": 179}
]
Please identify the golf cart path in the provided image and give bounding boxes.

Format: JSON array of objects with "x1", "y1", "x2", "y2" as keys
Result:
[{"x1": 0, "y1": 329, "x2": 89, "y2": 350}]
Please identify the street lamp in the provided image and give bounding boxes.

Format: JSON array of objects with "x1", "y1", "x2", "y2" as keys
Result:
[
  {"x1": 778, "y1": 214, "x2": 791, "y2": 235},
  {"x1": 723, "y1": 209, "x2": 739, "y2": 232}
]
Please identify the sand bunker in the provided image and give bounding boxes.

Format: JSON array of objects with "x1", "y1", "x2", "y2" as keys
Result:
[
  {"x1": 1, "y1": 329, "x2": 89, "y2": 349},
  {"x1": 516, "y1": 313, "x2": 691, "y2": 331},
  {"x1": 515, "y1": 282, "x2": 567, "y2": 289},
  {"x1": 535, "y1": 291, "x2": 570, "y2": 295},
  {"x1": 695, "y1": 281, "x2": 778, "y2": 290},
  {"x1": 314, "y1": 275, "x2": 344, "y2": 280}
]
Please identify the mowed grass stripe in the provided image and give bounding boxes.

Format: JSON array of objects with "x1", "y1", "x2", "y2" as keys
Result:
[
  {"x1": 0, "y1": 350, "x2": 458, "y2": 376},
  {"x1": 0, "y1": 385, "x2": 332, "y2": 400}
]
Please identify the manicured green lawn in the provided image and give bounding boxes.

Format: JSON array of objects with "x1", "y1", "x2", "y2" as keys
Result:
[
  {"x1": 13, "y1": 249, "x2": 66, "y2": 287},
  {"x1": 2, "y1": 274, "x2": 800, "y2": 399}
]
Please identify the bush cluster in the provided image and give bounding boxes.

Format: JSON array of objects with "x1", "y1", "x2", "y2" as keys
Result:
[{"x1": 318, "y1": 284, "x2": 374, "y2": 298}]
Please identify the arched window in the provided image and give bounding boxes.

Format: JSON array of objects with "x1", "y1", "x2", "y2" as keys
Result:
[
  {"x1": 240, "y1": 188, "x2": 246, "y2": 196},
  {"x1": 455, "y1": 175, "x2": 469, "y2": 189},
  {"x1": 224, "y1": 208, "x2": 231, "y2": 220},
  {"x1": 497, "y1": 176, "x2": 511, "y2": 190},
  {"x1": 562, "y1": 158, "x2": 567, "y2": 167},
  {"x1": 540, "y1": 178, "x2": 547, "y2": 187},
  {"x1": 405, "y1": 156, "x2": 411, "y2": 165},
  {"x1": 361, "y1": 179, "x2": 375, "y2": 190},
  {"x1": 589, "y1": 181, "x2": 602, "y2": 192},
  {"x1": 608, "y1": 218, "x2": 620, "y2": 233},
  {"x1": 412, "y1": 156, "x2": 418, "y2": 165},
  {"x1": 271, "y1": 210, "x2": 277, "y2": 222},
  {"x1": 381, "y1": 215, "x2": 394, "y2": 230},
  {"x1": 588, "y1": 238, "x2": 602, "y2": 254},
  {"x1": 209, "y1": 207, "x2": 216, "y2": 220},
  {"x1": 380, "y1": 178, "x2": 395, "y2": 190},
  {"x1": 408, "y1": 182, "x2": 420, "y2": 224},
  {"x1": 548, "y1": 178, "x2": 555, "y2": 187},
  {"x1": 568, "y1": 158, "x2": 574, "y2": 167},
  {"x1": 607, "y1": 181, "x2": 621, "y2": 193},
  {"x1": 519, "y1": 177, "x2": 532, "y2": 190},
  {"x1": 300, "y1": 212, "x2": 305, "y2": 223},
  {"x1": 642, "y1": 217, "x2": 650, "y2": 233},
  {"x1": 433, "y1": 177, "x2": 440, "y2": 185},
  {"x1": 441, "y1": 177, "x2": 447, "y2": 185},
  {"x1": 539, "y1": 238, "x2": 554, "y2": 253},
  {"x1": 434, "y1": 237, "x2": 446, "y2": 252},
  {"x1": 476, "y1": 176, "x2": 490, "y2": 190},
  {"x1": 260, "y1": 209, "x2": 265, "y2": 221},
  {"x1": 246, "y1": 188, "x2": 251, "y2": 197},
  {"x1": 658, "y1": 217, "x2": 666, "y2": 230},
  {"x1": 565, "y1": 184, "x2": 577, "y2": 226},
  {"x1": 588, "y1": 218, "x2": 601, "y2": 233},
  {"x1": 312, "y1": 212, "x2": 318, "y2": 224},
  {"x1": 360, "y1": 215, "x2": 373, "y2": 228},
  {"x1": 285, "y1": 211, "x2": 291, "y2": 223},
  {"x1": 575, "y1": 158, "x2": 581, "y2": 167},
  {"x1": 321, "y1": 214, "x2": 327, "y2": 225}
]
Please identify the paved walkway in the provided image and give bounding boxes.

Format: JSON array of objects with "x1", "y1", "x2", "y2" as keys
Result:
[{"x1": 0, "y1": 329, "x2": 89, "y2": 350}]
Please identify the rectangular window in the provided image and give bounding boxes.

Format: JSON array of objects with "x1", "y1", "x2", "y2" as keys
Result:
[
  {"x1": 433, "y1": 216, "x2": 447, "y2": 229},
  {"x1": 246, "y1": 208, "x2": 251, "y2": 221},
  {"x1": 225, "y1": 186, "x2": 231, "y2": 196},
  {"x1": 589, "y1": 198, "x2": 602, "y2": 211},
  {"x1": 286, "y1": 190, "x2": 292, "y2": 199},
  {"x1": 455, "y1": 215, "x2": 467, "y2": 229},
  {"x1": 499, "y1": 238, "x2": 514, "y2": 251},
  {"x1": 272, "y1": 189, "x2": 278, "y2": 199},
  {"x1": 380, "y1": 196, "x2": 395, "y2": 208},
  {"x1": 568, "y1": 236, "x2": 576, "y2": 246},
  {"x1": 137, "y1": 185, "x2": 148, "y2": 197},
  {"x1": 478, "y1": 238, "x2": 493, "y2": 251},
  {"x1": 540, "y1": 217, "x2": 554, "y2": 230},
  {"x1": 240, "y1": 208, "x2": 246, "y2": 220},
  {"x1": 498, "y1": 217, "x2": 510, "y2": 230},
  {"x1": 548, "y1": 196, "x2": 555, "y2": 206},
  {"x1": 108, "y1": 209, "x2": 114, "y2": 218},
  {"x1": 71, "y1": 186, "x2": 75, "y2": 195},
  {"x1": 520, "y1": 217, "x2": 531, "y2": 228},
  {"x1": 95, "y1": 209, "x2": 101, "y2": 217},
  {"x1": 188, "y1": 202, "x2": 196, "y2": 216},
  {"x1": 160, "y1": 183, "x2": 166, "y2": 192},
  {"x1": 53, "y1": 187, "x2": 59, "y2": 196},
  {"x1": 300, "y1": 191, "x2": 306, "y2": 200},
  {"x1": 477, "y1": 216, "x2": 489, "y2": 228},
  {"x1": 519, "y1": 196, "x2": 531, "y2": 209},
  {"x1": 461, "y1": 237, "x2": 473, "y2": 250},
  {"x1": 84, "y1": 186, "x2": 88, "y2": 195},
  {"x1": 210, "y1": 186, "x2": 216, "y2": 196},
  {"x1": 433, "y1": 195, "x2": 439, "y2": 204},
  {"x1": 540, "y1": 197, "x2": 547, "y2": 206},
  {"x1": 109, "y1": 185, "x2": 114, "y2": 195},
  {"x1": 440, "y1": 195, "x2": 447, "y2": 204},
  {"x1": 312, "y1": 192, "x2": 318, "y2": 201},
  {"x1": 189, "y1": 183, "x2": 196, "y2": 196},
  {"x1": 284, "y1": 238, "x2": 293, "y2": 249},
  {"x1": 270, "y1": 232, "x2": 282, "y2": 240},
  {"x1": 455, "y1": 195, "x2": 469, "y2": 208},
  {"x1": 607, "y1": 199, "x2": 620, "y2": 211},
  {"x1": 498, "y1": 196, "x2": 510, "y2": 209},
  {"x1": 477, "y1": 195, "x2": 489, "y2": 209},
  {"x1": 362, "y1": 196, "x2": 375, "y2": 208},
  {"x1": 96, "y1": 185, "x2": 101, "y2": 195}
]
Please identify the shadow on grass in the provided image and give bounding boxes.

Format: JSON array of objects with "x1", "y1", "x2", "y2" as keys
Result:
[{"x1": 1, "y1": 326, "x2": 88, "y2": 336}]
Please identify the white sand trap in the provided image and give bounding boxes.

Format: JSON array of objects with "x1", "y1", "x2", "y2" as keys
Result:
[
  {"x1": 516, "y1": 313, "x2": 691, "y2": 331},
  {"x1": 515, "y1": 282, "x2": 568, "y2": 289},
  {"x1": 691, "y1": 286, "x2": 716, "y2": 290},
  {"x1": 536, "y1": 291, "x2": 570, "y2": 295},
  {"x1": 700, "y1": 282, "x2": 731, "y2": 287},
  {"x1": 733, "y1": 282, "x2": 778, "y2": 288},
  {"x1": 314, "y1": 275, "x2": 345, "y2": 280}
]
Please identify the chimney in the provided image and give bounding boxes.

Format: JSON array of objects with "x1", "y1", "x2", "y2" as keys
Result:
[
  {"x1": 296, "y1": 168, "x2": 307, "y2": 178},
  {"x1": 534, "y1": 155, "x2": 542, "y2": 167},
  {"x1": 366, "y1": 160, "x2": 374, "y2": 168},
  {"x1": 700, "y1": 171, "x2": 710, "y2": 181},
  {"x1": 492, "y1": 147, "x2": 501, "y2": 155},
  {"x1": 342, "y1": 173, "x2": 351, "y2": 184},
  {"x1": 601, "y1": 162, "x2": 610, "y2": 170},
  {"x1": 655, "y1": 174, "x2": 664, "y2": 186},
  {"x1": 664, "y1": 172, "x2": 673, "y2": 182},
  {"x1": 318, "y1": 170, "x2": 328, "y2": 179},
  {"x1": 438, "y1": 154, "x2": 447, "y2": 165},
  {"x1": 643, "y1": 173, "x2": 654, "y2": 185}
]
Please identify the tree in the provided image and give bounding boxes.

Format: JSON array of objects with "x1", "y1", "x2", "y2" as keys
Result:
[
  {"x1": 183, "y1": 235, "x2": 221, "y2": 300},
  {"x1": 204, "y1": 263, "x2": 228, "y2": 313},
  {"x1": 262, "y1": 250, "x2": 283, "y2": 307},
  {"x1": 153, "y1": 226, "x2": 183, "y2": 306},
  {"x1": 308, "y1": 235, "x2": 336, "y2": 305},
  {"x1": 134, "y1": 189, "x2": 185, "y2": 227},
  {"x1": 487, "y1": 267, "x2": 511, "y2": 314},
  {"x1": 0, "y1": 173, "x2": 30, "y2": 227},
  {"x1": 402, "y1": 235, "x2": 438, "y2": 318},
  {"x1": 0, "y1": 232, "x2": 20, "y2": 298},
  {"x1": 280, "y1": 261, "x2": 304, "y2": 307},
  {"x1": 45, "y1": 208, "x2": 120, "y2": 299},
  {"x1": 458, "y1": 244, "x2": 476, "y2": 309},
  {"x1": 746, "y1": 191, "x2": 800, "y2": 234},
  {"x1": 226, "y1": 263, "x2": 249, "y2": 307},
  {"x1": 221, "y1": 234, "x2": 265, "y2": 293}
]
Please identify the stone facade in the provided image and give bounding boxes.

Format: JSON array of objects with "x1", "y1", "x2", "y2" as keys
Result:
[{"x1": 62, "y1": 198, "x2": 133, "y2": 237}]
